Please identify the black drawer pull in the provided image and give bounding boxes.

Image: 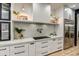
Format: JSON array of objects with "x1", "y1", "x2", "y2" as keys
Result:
[
  {"x1": 41, "y1": 51, "x2": 48, "y2": 54},
  {"x1": 42, "y1": 42, "x2": 48, "y2": 44},
  {"x1": 14, "y1": 45, "x2": 25, "y2": 48},
  {"x1": 58, "y1": 46, "x2": 62, "y2": 49},
  {"x1": 58, "y1": 42, "x2": 62, "y2": 44},
  {"x1": 30, "y1": 43, "x2": 34, "y2": 45},
  {"x1": 15, "y1": 51, "x2": 25, "y2": 54},
  {"x1": 0, "y1": 48, "x2": 6, "y2": 51},
  {"x1": 41, "y1": 46, "x2": 48, "y2": 48}
]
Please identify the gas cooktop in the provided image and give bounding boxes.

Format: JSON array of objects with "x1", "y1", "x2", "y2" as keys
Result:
[{"x1": 33, "y1": 36, "x2": 50, "y2": 40}]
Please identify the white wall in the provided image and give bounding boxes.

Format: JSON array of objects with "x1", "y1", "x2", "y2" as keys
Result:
[
  {"x1": 13, "y1": 23, "x2": 55, "y2": 38},
  {"x1": 12, "y1": 3, "x2": 64, "y2": 39},
  {"x1": 11, "y1": 3, "x2": 33, "y2": 20},
  {"x1": 51, "y1": 4, "x2": 64, "y2": 37}
]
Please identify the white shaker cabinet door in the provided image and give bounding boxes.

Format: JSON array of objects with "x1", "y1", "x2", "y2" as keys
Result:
[
  {"x1": 48, "y1": 39, "x2": 58, "y2": 53},
  {"x1": 28, "y1": 42, "x2": 36, "y2": 56}
]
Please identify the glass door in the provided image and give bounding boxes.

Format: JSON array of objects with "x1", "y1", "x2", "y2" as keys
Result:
[
  {"x1": 0, "y1": 3, "x2": 10, "y2": 20},
  {"x1": 0, "y1": 22, "x2": 10, "y2": 41}
]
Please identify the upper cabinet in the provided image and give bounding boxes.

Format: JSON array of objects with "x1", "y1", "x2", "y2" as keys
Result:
[
  {"x1": 64, "y1": 7, "x2": 75, "y2": 20},
  {"x1": 11, "y1": 3, "x2": 33, "y2": 21},
  {"x1": 33, "y1": 3, "x2": 51, "y2": 23},
  {"x1": 0, "y1": 3, "x2": 11, "y2": 21}
]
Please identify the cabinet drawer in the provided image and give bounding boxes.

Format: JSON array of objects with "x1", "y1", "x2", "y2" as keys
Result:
[
  {"x1": 36, "y1": 45, "x2": 49, "y2": 56},
  {"x1": 10, "y1": 44, "x2": 28, "y2": 56},
  {"x1": 36, "y1": 50, "x2": 48, "y2": 56},
  {"x1": 57, "y1": 42, "x2": 63, "y2": 45},
  {"x1": 57, "y1": 38, "x2": 63, "y2": 42},
  {"x1": 10, "y1": 50, "x2": 26, "y2": 56},
  {"x1": 0, "y1": 46, "x2": 9, "y2": 56},
  {"x1": 10, "y1": 44, "x2": 26, "y2": 51},
  {"x1": 36, "y1": 41, "x2": 49, "y2": 47},
  {"x1": 0, "y1": 46, "x2": 9, "y2": 51},
  {"x1": 57, "y1": 45, "x2": 63, "y2": 50}
]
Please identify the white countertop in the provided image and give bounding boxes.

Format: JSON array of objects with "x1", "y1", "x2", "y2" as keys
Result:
[{"x1": 0, "y1": 36, "x2": 63, "y2": 47}]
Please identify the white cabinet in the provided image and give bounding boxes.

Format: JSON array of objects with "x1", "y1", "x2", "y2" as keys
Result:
[
  {"x1": 10, "y1": 43, "x2": 28, "y2": 56},
  {"x1": 0, "y1": 46, "x2": 9, "y2": 56},
  {"x1": 36, "y1": 40, "x2": 49, "y2": 56},
  {"x1": 0, "y1": 37, "x2": 63, "y2": 56},
  {"x1": 28, "y1": 42, "x2": 36, "y2": 56},
  {"x1": 48, "y1": 38, "x2": 58, "y2": 53},
  {"x1": 56, "y1": 38, "x2": 63, "y2": 51},
  {"x1": 33, "y1": 3, "x2": 51, "y2": 23},
  {"x1": 48, "y1": 38, "x2": 63, "y2": 54}
]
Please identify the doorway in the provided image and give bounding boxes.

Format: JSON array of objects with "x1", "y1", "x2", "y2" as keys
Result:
[{"x1": 75, "y1": 9, "x2": 79, "y2": 46}]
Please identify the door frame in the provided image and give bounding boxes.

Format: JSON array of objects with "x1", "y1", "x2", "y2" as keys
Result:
[{"x1": 74, "y1": 9, "x2": 79, "y2": 46}]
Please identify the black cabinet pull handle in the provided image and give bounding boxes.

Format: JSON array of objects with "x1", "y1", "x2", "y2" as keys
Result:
[
  {"x1": 15, "y1": 51, "x2": 25, "y2": 54},
  {"x1": 14, "y1": 45, "x2": 24, "y2": 48},
  {"x1": 41, "y1": 51, "x2": 48, "y2": 54},
  {"x1": 42, "y1": 42, "x2": 48, "y2": 44},
  {"x1": 41, "y1": 46, "x2": 48, "y2": 48},
  {"x1": 0, "y1": 48, "x2": 6, "y2": 51},
  {"x1": 30, "y1": 43, "x2": 34, "y2": 45}
]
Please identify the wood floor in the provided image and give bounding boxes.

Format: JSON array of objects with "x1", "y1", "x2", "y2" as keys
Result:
[{"x1": 49, "y1": 40, "x2": 79, "y2": 56}]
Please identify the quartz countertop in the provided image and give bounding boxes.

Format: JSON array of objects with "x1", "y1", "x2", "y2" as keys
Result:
[{"x1": 0, "y1": 36, "x2": 63, "y2": 47}]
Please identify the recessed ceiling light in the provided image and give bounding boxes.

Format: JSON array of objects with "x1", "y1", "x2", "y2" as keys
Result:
[{"x1": 22, "y1": 8, "x2": 25, "y2": 11}]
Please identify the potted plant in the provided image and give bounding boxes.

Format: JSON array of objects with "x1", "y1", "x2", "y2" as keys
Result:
[
  {"x1": 13, "y1": 10, "x2": 20, "y2": 19},
  {"x1": 15, "y1": 27, "x2": 25, "y2": 39}
]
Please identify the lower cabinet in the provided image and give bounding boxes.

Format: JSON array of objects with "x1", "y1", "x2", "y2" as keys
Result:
[
  {"x1": 10, "y1": 43, "x2": 28, "y2": 56},
  {"x1": 48, "y1": 38, "x2": 63, "y2": 54},
  {"x1": 48, "y1": 39, "x2": 58, "y2": 53},
  {"x1": 0, "y1": 37, "x2": 63, "y2": 56},
  {"x1": 28, "y1": 42, "x2": 36, "y2": 56},
  {"x1": 56, "y1": 38, "x2": 63, "y2": 51},
  {"x1": 0, "y1": 46, "x2": 9, "y2": 56}
]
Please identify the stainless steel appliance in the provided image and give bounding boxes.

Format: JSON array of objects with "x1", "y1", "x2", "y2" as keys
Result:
[{"x1": 64, "y1": 19, "x2": 75, "y2": 49}]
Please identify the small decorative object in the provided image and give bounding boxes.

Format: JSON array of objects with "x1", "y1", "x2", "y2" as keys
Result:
[
  {"x1": 18, "y1": 15, "x2": 28, "y2": 20},
  {"x1": 13, "y1": 10, "x2": 28, "y2": 20},
  {"x1": 50, "y1": 16, "x2": 59, "y2": 24},
  {"x1": 15, "y1": 27, "x2": 25, "y2": 39},
  {"x1": 50, "y1": 33, "x2": 54, "y2": 37},
  {"x1": 13, "y1": 10, "x2": 20, "y2": 19}
]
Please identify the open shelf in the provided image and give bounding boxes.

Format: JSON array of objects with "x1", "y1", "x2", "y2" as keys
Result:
[{"x1": 12, "y1": 20, "x2": 59, "y2": 25}]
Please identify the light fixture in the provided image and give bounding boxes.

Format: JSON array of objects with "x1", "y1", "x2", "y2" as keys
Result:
[
  {"x1": 22, "y1": 8, "x2": 25, "y2": 11},
  {"x1": 71, "y1": 5, "x2": 76, "y2": 8},
  {"x1": 22, "y1": 4, "x2": 25, "y2": 11}
]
